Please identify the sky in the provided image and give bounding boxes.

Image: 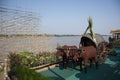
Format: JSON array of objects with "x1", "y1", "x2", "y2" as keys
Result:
[{"x1": 0, "y1": 0, "x2": 120, "y2": 35}]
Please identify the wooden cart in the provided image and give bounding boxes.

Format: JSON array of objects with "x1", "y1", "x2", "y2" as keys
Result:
[{"x1": 80, "y1": 33, "x2": 107, "y2": 63}]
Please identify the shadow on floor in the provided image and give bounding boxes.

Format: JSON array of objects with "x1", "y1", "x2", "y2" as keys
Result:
[
  {"x1": 75, "y1": 55, "x2": 120, "y2": 80},
  {"x1": 48, "y1": 68, "x2": 65, "y2": 80},
  {"x1": 40, "y1": 55, "x2": 120, "y2": 80}
]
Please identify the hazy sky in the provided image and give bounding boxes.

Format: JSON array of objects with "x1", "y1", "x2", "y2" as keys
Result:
[{"x1": 0, "y1": 0, "x2": 120, "y2": 35}]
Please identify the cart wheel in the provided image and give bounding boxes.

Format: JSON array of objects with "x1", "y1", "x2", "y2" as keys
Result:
[
  {"x1": 97, "y1": 42, "x2": 107, "y2": 63},
  {"x1": 98, "y1": 54, "x2": 106, "y2": 63}
]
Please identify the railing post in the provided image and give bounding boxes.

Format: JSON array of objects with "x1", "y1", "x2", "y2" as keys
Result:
[{"x1": 4, "y1": 59, "x2": 9, "y2": 80}]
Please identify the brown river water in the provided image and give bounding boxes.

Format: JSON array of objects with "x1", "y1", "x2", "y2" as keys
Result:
[{"x1": 0, "y1": 35, "x2": 109, "y2": 60}]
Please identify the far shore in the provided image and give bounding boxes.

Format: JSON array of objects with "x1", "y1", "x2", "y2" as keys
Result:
[
  {"x1": 0, "y1": 34, "x2": 81, "y2": 37},
  {"x1": 0, "y1": 34, "x2": 110, "y2": 37}
]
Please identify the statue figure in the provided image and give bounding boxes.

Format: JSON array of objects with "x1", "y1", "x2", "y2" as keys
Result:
[{"x1": 84, "y1": 17, "x2": 96, "y2": 42}]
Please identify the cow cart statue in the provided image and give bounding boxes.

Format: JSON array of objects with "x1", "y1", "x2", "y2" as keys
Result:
[
  {"x1": 56, "y1": 17, "x2": 108, "y2": 73},
  {"x1": 73, "y1": 33, "x2": 107, "y2": 73},
  {"x1": 80, "y1": 33, "x2": 108, "y2": 63},
  {"x1": 56, "y1": 34, "x2": 107, "y2": 73}
]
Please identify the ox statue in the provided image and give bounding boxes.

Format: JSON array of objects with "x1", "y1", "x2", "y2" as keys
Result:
[
  {"x1": 73, "y1": 46, "x2": 98, "y2": 73},
  {"x1": 56, "y1": 45, "x2": 77, "y2": 68}
]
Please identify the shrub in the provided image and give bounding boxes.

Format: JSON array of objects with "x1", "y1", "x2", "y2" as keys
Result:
[
  {"x1": 9, "y1": 66, "x2": 51, "y2": 80},
  {"x1": 8, "y1": 52, "x2": 23, "y2": 69},
  {"x1": 7, "y1": 52, "x2": 53, "y2": 80},
  {"x1": 19, "y1": 51, "x2": 36, "y2": 67},
  {"x1": 8, "y1": 51, "x2": 58, "y2": 68}
]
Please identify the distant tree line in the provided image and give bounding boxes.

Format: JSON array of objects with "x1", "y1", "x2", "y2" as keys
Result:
[{"x1": 0, "y1": 34, "x2": 81, "y2": 37}]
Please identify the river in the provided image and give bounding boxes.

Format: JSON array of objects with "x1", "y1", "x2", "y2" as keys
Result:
[{"x1": 0, "y1": 35, "x2": 109, "y2": 60}]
